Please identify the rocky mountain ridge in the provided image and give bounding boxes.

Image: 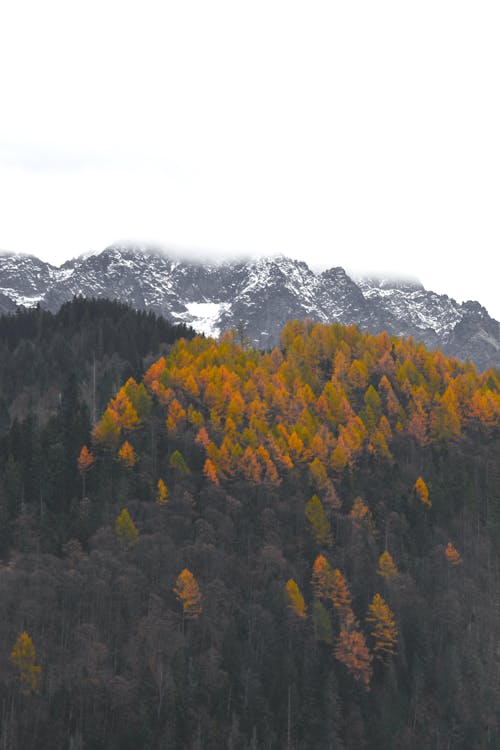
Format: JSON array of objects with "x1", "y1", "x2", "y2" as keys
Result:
[{"x1": 0, "y1": 245, "x2": 499, "y2": 370}]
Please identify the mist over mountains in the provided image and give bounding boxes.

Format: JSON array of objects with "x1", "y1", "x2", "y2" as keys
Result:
[{"x1": 0, "y1": 245, "x2": 499, "y2": 370}]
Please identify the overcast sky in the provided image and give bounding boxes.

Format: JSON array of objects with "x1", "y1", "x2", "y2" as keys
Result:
[{"x1": 1, "y1": 1, "x2": 499, "y2": 318}]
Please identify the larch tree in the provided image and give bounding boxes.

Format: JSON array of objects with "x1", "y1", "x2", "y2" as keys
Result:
[
  {"x1": 377, "y1": 551, "x2": 399, "y2": 580},
  {"x1": 311, "y1": 554, "x2": 333, "y2": 600},
  {"x1": 329, "y1": 569, "x2": 352, "y2": 615},
  {"x1": 366, "y1": 593, "x2": 398, "y2": 657},
  {"x1": 445, "y1": 542, "x2": 462, "y2": 566},
  {"x1": 77, "y1": 445, "x2": 94, "y2": 497},
  {"x1": 117, "y1": 440, "x2": 138, "y2": 469},
  {"x1": 305, "y1": 495, "x2": 333, "y2": 548},
  {"x1": 11, "y1": 632, "x2": 41, "y2": 694},
  {"x1": 116, "y1": 508, "x2": 139, "y2": 545},
  {"x1": 156, "y1": 478, "x2": 168, "y2": 505},
  {"x1": 413, "y1": 476, "x2": 431, "y2": 508},
  {"x1": 173, "y1": 569, "x2": 202, "y2": 620},
  {"x1": 284, "y1": 579, "x2": 307, "y2": 619},
  {"x1": 334, "y1": 611, "x2": 372, "y2": 688}
]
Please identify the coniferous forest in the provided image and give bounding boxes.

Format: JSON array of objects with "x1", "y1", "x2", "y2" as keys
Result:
[{"x1": 0, "y1": 299, "x2": 499, "y2": 749}]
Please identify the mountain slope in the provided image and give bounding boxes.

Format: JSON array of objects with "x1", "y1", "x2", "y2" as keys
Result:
[{"x1": 1, "y1": 246, "x2": 499, "y2": 369}]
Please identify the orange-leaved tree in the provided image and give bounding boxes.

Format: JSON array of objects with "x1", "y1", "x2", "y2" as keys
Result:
[
  {"x1": 173, "y1": 569, "x2": 202, "y2": 620},
  {"x1": 329, "y1": 569, "x2": 352, "y2": 616},
  {"x1": 11, "y1": 632, "x2": 41, "y2": 694},
  {"x1": 117, "y1": 440, "x2": 138, "y2": 469},
  {"x1": 445, "y1": 542, "x2": 462, "y2": 566},
  {"x1": 334, "y1": 610, "x2": 372, "y2": 688},
  {"x1": 77, "y1": 445, "x2": 94, "y2": 497},
  {"x1": 311, "y1": 554, "x2": 333, "y2": 600}
]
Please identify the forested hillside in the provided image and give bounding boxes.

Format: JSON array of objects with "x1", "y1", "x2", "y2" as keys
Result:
[{"x1": 1, "y1": 314, "x2": 499, "y2": 749}]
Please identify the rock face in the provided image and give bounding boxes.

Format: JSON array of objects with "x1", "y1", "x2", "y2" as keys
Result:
[{"x1": 1, "y1": 246, "x2": 499, "y2": 370}]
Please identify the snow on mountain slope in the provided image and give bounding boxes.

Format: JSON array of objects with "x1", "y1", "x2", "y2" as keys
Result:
[{"x1": 0, "y1": 245, "x2": 499, "y2": 370}]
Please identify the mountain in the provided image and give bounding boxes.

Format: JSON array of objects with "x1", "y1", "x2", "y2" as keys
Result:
[{"x1": 1, "y1": 245, "x2": 499, "y2": 370}]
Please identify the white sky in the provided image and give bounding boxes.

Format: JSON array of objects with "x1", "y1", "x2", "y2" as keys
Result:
[{"x1": 0, "y1": 1, "x2": 499, "y2": 318}]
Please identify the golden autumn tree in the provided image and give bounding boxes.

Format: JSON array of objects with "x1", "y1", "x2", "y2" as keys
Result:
[
  {"x1": 377, "y1": 551, "x2": 399, "y2": 580},
  {"x1": 117, "y1": 440, "x2": 138, "y2": 468},
  {"x1": 366, "y1": 593, "x2": 398, "y2": 657},
  {"x1": 285, "y1": 579, "x2": 307, "y2": 618},
  {"x1": 156, "y1": 478, "x2": 168, "y2": 505},
  {"x1": 334, "y1": 611, "x2": 372, "y2": 688},
  {"x1": 116, "y1": 508, "x2": 139, "y2": 545},
  {"x1": 349, "y1": 496, "x2": 375, "y2": 535},
  {"x1": 445, "y1": 542, "x2": 462, "y2": 566},
  {"x1": 305, "y1": 495, "x2": 333, "y2": 548},
  {"x1": 414, "y1": 476, "x2": 431, "y2": 508},
  {"x1": 11, "y1": 632, "x2": 41, "y2": 694},
  {"x1": 77, "y1": 445, "x2": 94, "y2": 497},
  {"x1": 173, "y1": 569, "x2": 202, "y2": 620}
]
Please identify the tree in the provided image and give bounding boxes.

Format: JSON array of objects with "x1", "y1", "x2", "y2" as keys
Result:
[
  {"x1": 285, "y1": 579, "x2": 307, "y2": 618},
  {"x1": 10, "y1": 632, "x2": 41, "y2": 693},
  {"x1": 305, "y1": 495, "x2": 333, "y2": 548},
  {"x1": 311, "y1": 554, "x2": 332, "y2": 599},
  {"x1": 169, "y1": 450, "x2": 190, "y2": 474},
  {"x1": 77, "y1": 445, "x2": 94, "y2": 497},
  {"x1": 414, "y1": 476, "x2": 431, "y2": 508},
  {"x1": 377, "y1": 551, "x2": 399, "y2": 580},
  {"x1": 349, "y1": 496, "x2": 375, "y2": 535},
  {"x1": 366, "y1": 593, "x2": 398, "y2": 657},
  {"x1": 329, "y1": 569, "x2": 352, "y2": 614},
  {"x1": 445, "y1": 542, "x2": 462, "y2": 566},
  {"x1": 116, "y1": 508, "x2": 139, "y2": 545},
  {"x1": 117, "y1": 440, "x2": 138, "y2": 469},
  {"x1": 201, "y1": 458, "x2": 218, "y2": 485},
  {"x1": 156, "y1": 478, "x2": 168, "y2": 505},
  {"x1": 174, "y1": 569, "x2": 202, "y2": 620},
  {"x1": 334, "y1": 611, "x2": 372, "y2": 688}
]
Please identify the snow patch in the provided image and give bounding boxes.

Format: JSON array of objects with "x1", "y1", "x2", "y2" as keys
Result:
[{"x1": 183, "y1": 302, "x2": 230, "y2": 338}]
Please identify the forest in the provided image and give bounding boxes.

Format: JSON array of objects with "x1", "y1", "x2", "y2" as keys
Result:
[{"x1": 0, "y1": 301, "x2": 499, "y2": 749}]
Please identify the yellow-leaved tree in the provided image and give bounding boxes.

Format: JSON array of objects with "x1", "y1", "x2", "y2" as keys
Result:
[
  {"x1": 305, "y1": 495, "x2": 333, "y2": 548},
  {"x1": 116, "y1": 508, "x2": 139, "y2": 545},
  {"x1": 284, "y1": 579, "x2": 307, "y2": 618},
  {"x1": 414, "y1": 476, "x2": 431, "y2": 508},
  {"x1": 11, "y1": 632, "x2": 41, "y2": 694},
  {"x1": 377, "y1": 551, "x2": 399, "y2": 580},
  {"x1": 156, "y1": 478, "x2": 168, "y2": 505},
  {"x1": 366, "y1": 593, "x2": 398, "y2": 657}
]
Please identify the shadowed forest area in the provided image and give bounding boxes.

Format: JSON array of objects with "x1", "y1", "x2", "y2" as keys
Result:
[{"x1": 0, "y1": 302, "x2": 499, "y2": 749}]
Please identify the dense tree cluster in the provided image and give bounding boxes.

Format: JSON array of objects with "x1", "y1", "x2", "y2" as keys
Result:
[{"x1": 0, "y1": 313, "x2": 499, "y2": 748}]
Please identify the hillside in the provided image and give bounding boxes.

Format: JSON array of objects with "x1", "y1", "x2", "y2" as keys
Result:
[{"x1": 0, "y1": 318, "x2": 499, "y2": 749}]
